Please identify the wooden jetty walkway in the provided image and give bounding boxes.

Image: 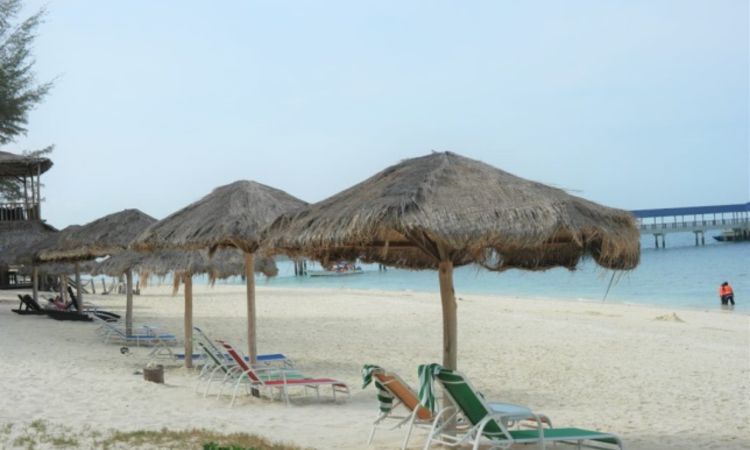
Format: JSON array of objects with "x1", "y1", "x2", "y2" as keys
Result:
[{"x1": 631, "y1": 202, "x2": 749, "y2": 248}]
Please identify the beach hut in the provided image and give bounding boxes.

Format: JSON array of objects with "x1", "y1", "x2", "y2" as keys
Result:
[
  {"x1": 263, "y1": 152, "x2": 640, "y2": 370},
  {"x1": 0, "y1": 150, "x2": 55, "y2": 289},
  {"x1": 0, "y1": 150, "x2": 53, "y2": 221},
  {"x1": 35, "y1": 209, "x2": 157, "y2": 332},
  {"x1": 133, "y1": 180, "x2": 305, "y2": 368}
]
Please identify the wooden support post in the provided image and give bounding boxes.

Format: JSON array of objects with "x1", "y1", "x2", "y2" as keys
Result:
[
  {"x1": 184, "y1": 273, "x2": 193, "y2": 369},
  {"x1": 654, "y1": 234, "x2": 659, "y2": 249},
  {"x1": 125, "y1": 269, "x2": 133, "y2": 336},
  {"x1": 60, "y1": 275, "x2": 67, "y2": 302},
  {"x1": 32, "y1": 265, "x2": 38, "y2": 303},
  {"x1": 22, "y1": 176, "x2": 28, "y2": 219},
  {"x1": 244, "y1": 252, "x2": 257, "y2": 364},
  {"x1": 438, "y1": 260, "x2": 457, "y2": 370},
  {"x1": 701, "y1": 232, "x2": 705, "y2": 246},
  {"x1": 695, "y1": 232, "x2": 699, "y2": 246},
  {"x1": 75, "y1": 262, "x2": 83, "y2": 309},
  {"x1": 35, "y1": 165, "x2": 41, "y2": 219}
]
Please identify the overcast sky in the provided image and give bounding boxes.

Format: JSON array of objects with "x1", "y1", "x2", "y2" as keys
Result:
[{"x1": 10, "y1": 0, "x2": 749, "y2": 228}]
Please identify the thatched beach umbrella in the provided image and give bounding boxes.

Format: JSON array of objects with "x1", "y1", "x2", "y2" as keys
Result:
[
  {"x1": 0, "y1": 221, "x2": 57, "y2": 299},
  {"x1": 18, "y1": 225, "x2": 83, "y2": 304},
  {"x1": 36, "y1": 209, "x2": 157, "y2": 332},
  {"x1": 263, "y1": 152, "x2": 640, "y2": 370},
  {"x1": 134, "y1": 180, "x2": 305, "y2": 368}
]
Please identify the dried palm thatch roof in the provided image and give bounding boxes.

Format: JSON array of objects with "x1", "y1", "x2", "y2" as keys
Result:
[
  {"x1": 11, "y1": 225, "x2": 81, "y2": 266},
  {"x1": 37, "y1": 209, "x2": 156, "y2": 262},
  {"x1": 0, "y1": 150, "x2": 53, "y2": 176},
  {"x1": 264, "y1": 151, "x2": 640, "y2": 271},
  {"x1": 94, "y1": 249, "x2": 278, "y2": 279},
  {"x1": 0, "y1": 221, "x2": 57, "y2": 265},
  {"x1": 18, "y1": 260, "x2": 97, "y2": 276},
  {"x1": 133, "y1": 180, "x2": 306, "y2": 254}
]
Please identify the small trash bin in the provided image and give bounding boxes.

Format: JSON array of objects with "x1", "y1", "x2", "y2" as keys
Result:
[{"x1": 143, "y1": 364, "x2": 164, "y2": 384}]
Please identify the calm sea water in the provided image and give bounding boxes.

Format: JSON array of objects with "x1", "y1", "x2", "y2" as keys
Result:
[{"x1": 205, "y1": 232, "x2": 748, "y2": 312}]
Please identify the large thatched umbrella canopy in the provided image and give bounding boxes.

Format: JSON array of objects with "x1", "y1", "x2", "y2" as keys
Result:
[
  {"x1": 264, "y1": 152, "x2": 640, "y2": 369},
  {"x1": 133, "y1": 180, "x2": 305, "y2": 367},
  {"x1": 36, "y1": 209, "x2": 157, "y2": 330},
  {"x1": 36, "y1": 209, "x2": 156, "y2": 262}
]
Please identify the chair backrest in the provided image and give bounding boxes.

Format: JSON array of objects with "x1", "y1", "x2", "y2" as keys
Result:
[
  {"x1": 196, "y1": 340, "x2": 231, "y2": 373},
  {"x1": 375, "y1": 371, "x2": 433, "y2": 421},
  {"x1": 193, "y1": 327, "x2": 225, "y2": 361},
  {"x1": 21, "y1": 294, "x2": 42, "y2": 311},
  {"x1": 217, "y1": 341, "x2": 262, "y2": 383},
  {"x1": 66, "y1": 286, "x2": 80, "y2": 311},
  {"x1": 435, "y1": 368, "x2": 506, "y2": 439}
]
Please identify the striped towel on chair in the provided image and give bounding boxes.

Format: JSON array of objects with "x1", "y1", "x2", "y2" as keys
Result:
[{"x1": 362, "y1": 364, "x2": 395, "y2": 413}]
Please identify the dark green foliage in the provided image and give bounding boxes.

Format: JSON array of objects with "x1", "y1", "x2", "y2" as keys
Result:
[
  {"x1": 0, "y1": 0, "x2": 52, "y2": 144},
  {"x1": 204, "y1": 442, "x2": 258, "y2": 450}
]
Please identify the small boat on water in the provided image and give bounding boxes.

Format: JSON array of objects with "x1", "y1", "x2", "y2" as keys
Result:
[
  {"x1": 713, "y1": 229, "x2": 750, "y2": 242},
  {"x1": 308, "y1": 261, "x2": 364, "y2": 277},
  {"x1": 308, "y1": 268, "x2": 364, "y2": 277}
]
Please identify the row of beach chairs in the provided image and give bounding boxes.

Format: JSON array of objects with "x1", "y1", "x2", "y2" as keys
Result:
[
  {"x1": 191, "y1": 326, "x2": 349, "y2": 406},
  {"x1": 91, "y1": 316, "x2": 350, "y2": 407},
  {"x1": 363, "y1": 364, "x2": 623, "y2": 450}
]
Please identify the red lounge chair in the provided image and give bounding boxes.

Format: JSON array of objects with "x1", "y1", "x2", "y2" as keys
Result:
[{"x1": 217, "y1": 340, "x2": 350, "y2": 406}]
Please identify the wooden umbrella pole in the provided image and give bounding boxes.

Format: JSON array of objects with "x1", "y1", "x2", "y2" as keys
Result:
[
  {"x1": 32, "y1": 265, "x2": 38, "y2": 303},
  {"x1": 244, "y1": 252, "x2": 257, "y2": 364},
  {"x1": 438, "y1": 258, "x2": 458, "y2": 435},
  {"x1": 125, "y1": 269, "x2": 133, "y2": 336},
  {"x1": 438, "y1": 260, "x2": 457, "y2": 370},
  {"x1": 60, "y1": 275, "x2": 67, "y2": 303},
  {"x1": 183, "y1": 272, "x2": 193, "y2": 369},
  {"x1": 74, "y1": 262, "x2": 83, "y2": 310}
]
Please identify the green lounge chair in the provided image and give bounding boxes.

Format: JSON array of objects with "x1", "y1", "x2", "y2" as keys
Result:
[
  {"x1": 363, "y1": 364, "x2": 552, "y2": 450},
  {"x1": 419, "y1": 364, "x2": 623, "y2": 450}
]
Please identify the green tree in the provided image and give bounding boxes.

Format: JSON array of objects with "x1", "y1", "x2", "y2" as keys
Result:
[
  {"x1": 0, "y1": 0, "x2": 52, "y2": 202},
  {"x1": 0, "y1": 0, "x2": 51, "y2": 144}
]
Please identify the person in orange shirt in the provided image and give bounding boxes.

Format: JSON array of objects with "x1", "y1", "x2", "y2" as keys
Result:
[{"x1": 719, "y1": 281, "x2": 735, "y2": 306}]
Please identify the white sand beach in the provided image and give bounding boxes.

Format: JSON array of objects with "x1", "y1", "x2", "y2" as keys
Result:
[{"x1": 0, "y1": 285, "x2": 748, "y2": 449}]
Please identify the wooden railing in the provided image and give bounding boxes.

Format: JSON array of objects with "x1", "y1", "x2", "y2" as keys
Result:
[
  {"x1": 0, "y1": 202, "x2": 40, "y2": 221},
  {"x1": 638, "y1": 217, "x2": 749, "y2": 232}
]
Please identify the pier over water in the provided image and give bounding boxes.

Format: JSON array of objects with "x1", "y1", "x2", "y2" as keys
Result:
[{"x1": 631, "y1": 203, "x2": 750, "y2": 248}]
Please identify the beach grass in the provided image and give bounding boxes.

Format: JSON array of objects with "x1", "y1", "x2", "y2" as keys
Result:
[
  {"x1": 98, "y1": 428, "x2": 305, "y2": 450},
  {"x1": 2, "y1": 423, "x2": 304, "y2": 450}
]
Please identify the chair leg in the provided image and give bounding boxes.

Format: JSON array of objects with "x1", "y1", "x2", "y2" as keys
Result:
[
  {"x1": 401, "y1": 409, "x2": 420, "y2": 450},
  {"x1": 367, "y1": 424, "x2": 377, "y2": 446},
  {"x1": 230, "y1": 379, "x2": 243, "y2": 407}
]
